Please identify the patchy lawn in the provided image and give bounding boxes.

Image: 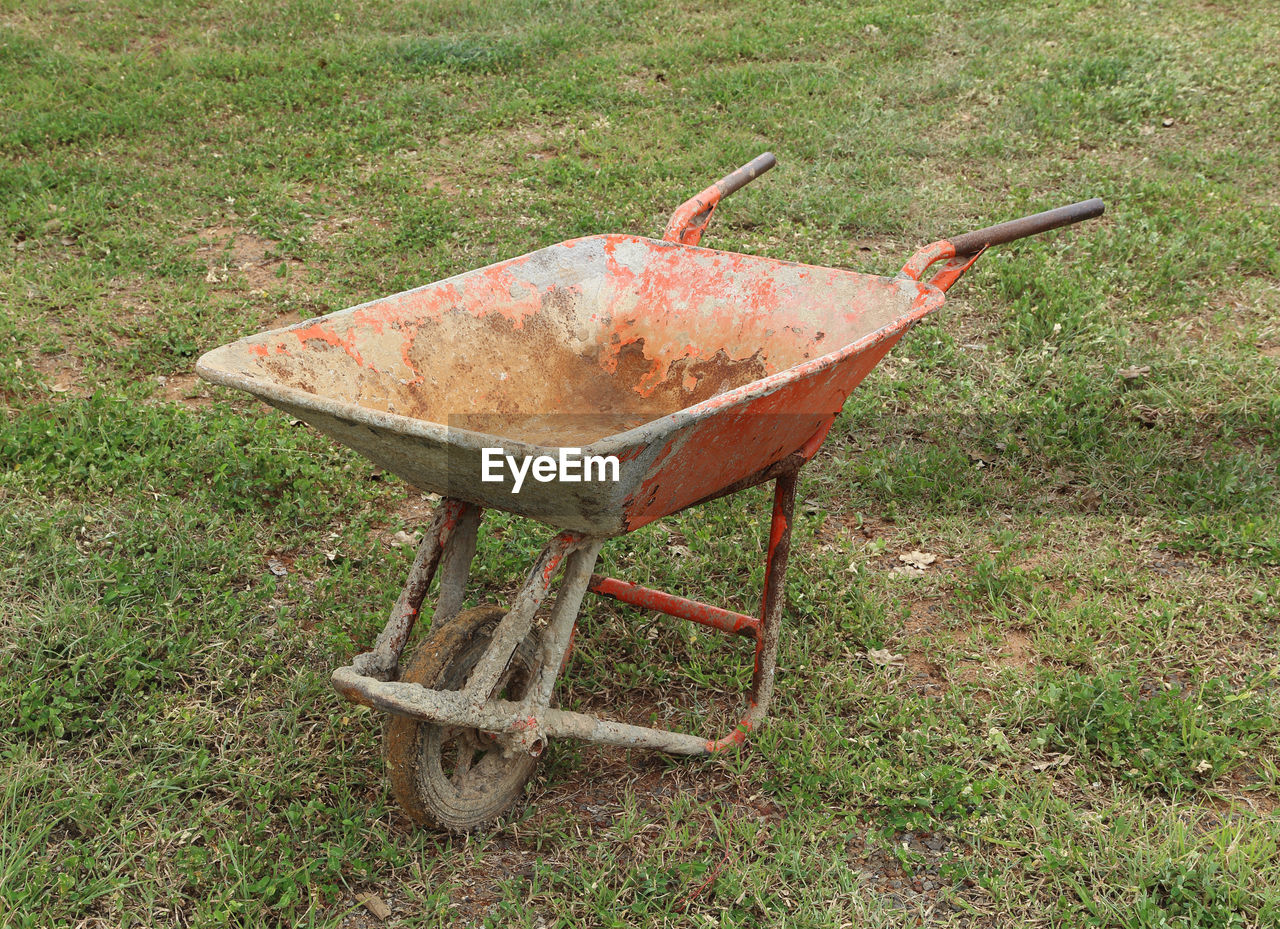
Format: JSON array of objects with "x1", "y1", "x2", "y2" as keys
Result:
[{"x1": 2, "y1": 0, "x2": 1278, "y2": 926}]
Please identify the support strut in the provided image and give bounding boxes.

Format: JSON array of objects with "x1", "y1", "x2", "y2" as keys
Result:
[{"x1": 335, "y1": 467, "x2": 801, "y2": 757}]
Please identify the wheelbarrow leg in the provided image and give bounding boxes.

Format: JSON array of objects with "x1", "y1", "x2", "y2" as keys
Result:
[
  {"x1": 584, "y1": 465, "x2": 802, "y2": 752},
  {"x1": 430, "y1": 504, "x2": 483, "y2": 631},
  {"x1": 503, "y1": 538, "x2": 605, "y2": 755},
  {"x1": 707, "y1": 468, "x2": 797, "y2": 751},
  {"x1": 460, "y1": 531, "x2": 598, "y2": 706},
  {"x1": 353, "y1": 498, "x2": 482, "y2": 681},
  {"x1": 527, "y1": 540, "x2": 605, "y2": 706}
]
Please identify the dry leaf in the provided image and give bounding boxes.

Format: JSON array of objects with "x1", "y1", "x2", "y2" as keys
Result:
[
  {"x1": 358, "y1": 892, "x2": 391, "y2": 921},
  {"x1": 669, "y1": 543, "x2": 692, "y2": 559},
  {"x1": 866, "y1": 648, "x2": 905, "y2": 669},
  {"x1": 1030, "y1": 754, "x2": 1072, "y2": 771},
  {"x1": 390, "y1": 530, "x2": 421, "y2": 548},
  {"x1": 898, "y1": 550, "x2": 937, "y2": 569},
  {"x1": 266, "y1": 557, "x2": 288, "y2": 577},
  {"x1": 1119, "y1": 364, "x2": 1151, "y2": 380}
]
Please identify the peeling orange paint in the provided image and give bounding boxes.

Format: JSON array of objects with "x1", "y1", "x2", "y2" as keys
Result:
[
  {"x1": 293, "y1": 323, "x2": 366, "y2": 367},
  {"x1": 202, "y1": 231, "x2": 943, "y2": 532}
]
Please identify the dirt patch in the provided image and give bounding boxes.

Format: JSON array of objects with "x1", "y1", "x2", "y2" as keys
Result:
[
  {"x1": 618, "y1": 67, "x2": 667, "y2": 96},
  {"x1": 266, "y1": 309, "x2": 304, "y2": 330},
  {"x1": 955, "y1": 626, "x2": 1037, "y2": 683},
  {"x1": 904, "y1": 650, "x2": 948, "y2": 693},
  {"x1": 904, "y1": 596, "x2": 952, "y2": 637},
  {"x1": 308, "y1": 213, "x2": 391, "y2": 249},
  {"x1": 856, "y1": 828, "x2": 973, "y2": 920},
  {"x1": 423, "y1": 172, "x2": 460, "y2": 194},
  {"x1": 1221, "y1": 764, "x2": 1279, "y2": 816},
  {"x1": 994, "y1": 629, "x2": 1034, "y2": 670},
  {"x1": 393, "y1": 490, "x2": 441, "y2": 528},
  {"x1": 900, "y1": 597, "x2": 952, "y2": 692},
  {"x1": 195, "y1": 225, "x2": 301, "y2": 292},
  {"x1": 29, "y1": 347, "x2": 89, "y2": 397},
  {"x1": 369, "y1": 490, "x2": 445, "y2": 548},
  {"x1": 431, "y1": 124, "x2": 569, "y2": 179},
  {"x1": 840, "y1": 513, "x2": 899, "y2": 541},
  {"x1": 155, "y1": 372, "x2": 212, "y2": 408}
]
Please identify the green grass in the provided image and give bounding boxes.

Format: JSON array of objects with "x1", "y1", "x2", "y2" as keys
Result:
[{"x1": 2, "y1": 0, "x2": 1279, "y2": 925}]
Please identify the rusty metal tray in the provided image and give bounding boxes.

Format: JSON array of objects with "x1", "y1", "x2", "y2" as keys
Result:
[{"x1": 196, "y1": 233, "x2": 941, "y2": 535}]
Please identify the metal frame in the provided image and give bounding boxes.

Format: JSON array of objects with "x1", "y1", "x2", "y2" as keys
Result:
[{"x1": 332, "y1": 462, "x2": 800, "y2": 758}]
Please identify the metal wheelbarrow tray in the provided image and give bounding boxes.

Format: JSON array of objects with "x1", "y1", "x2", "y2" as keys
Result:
[{"x1": 197, "y1": 153, "x2": 1102, "y2": 831}]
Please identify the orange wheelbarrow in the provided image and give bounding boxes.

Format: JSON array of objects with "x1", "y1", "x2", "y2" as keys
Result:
[{"x1": 198, "y1": 153, "x2": 1102, "y2": 830}]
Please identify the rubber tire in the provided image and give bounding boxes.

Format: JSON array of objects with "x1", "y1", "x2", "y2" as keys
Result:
[{"x1": 383, "y1": 606, "x2": 542, "y2": 832}]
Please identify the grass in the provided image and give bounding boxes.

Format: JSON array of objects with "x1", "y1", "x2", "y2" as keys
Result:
[{"x1": 2, "y1": 0, "x2": 1279, "y2": 925}]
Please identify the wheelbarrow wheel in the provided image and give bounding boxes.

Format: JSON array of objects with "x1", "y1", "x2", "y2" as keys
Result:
[{"x1": 383, "y1": 605, "x2": 542, "y2": 832}]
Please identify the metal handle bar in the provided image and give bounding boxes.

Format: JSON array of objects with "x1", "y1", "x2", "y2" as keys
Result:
[
  {"x1": 663, "y1": 152, "x2": 777, "y2": 246},
  {"x1": 949, "y1": 198, "x2": 1105, "y2": 255},
  {"x1": 713, "y1": 151, "x2": 777, "y2": 198},
  {"x1": 900, "y1": 198, "x2": 1105, "y2": 293}
]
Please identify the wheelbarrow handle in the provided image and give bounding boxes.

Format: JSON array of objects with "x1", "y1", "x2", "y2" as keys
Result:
[
  {"x1": 663, "y1": 152, "x2": 777, "y2": 246},
  {"x1": 899, "y1": 197, "x2": 1105, "y2": 293},
  {"x1": 714, "y1": 151, "x2": 778, "y2": 199},
  {"x1": 948, "y1": 198, "x2": 1105, "y2": 255}
]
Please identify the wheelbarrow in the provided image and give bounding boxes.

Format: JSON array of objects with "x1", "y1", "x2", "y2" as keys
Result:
[{"x1": 196, "y1": 153, "x2": 1103, "y2": 831}]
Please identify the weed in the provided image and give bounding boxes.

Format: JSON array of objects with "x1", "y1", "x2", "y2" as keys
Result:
[{"x1": 1038, "y1": 670, "x2": 1277, "y2": 793}]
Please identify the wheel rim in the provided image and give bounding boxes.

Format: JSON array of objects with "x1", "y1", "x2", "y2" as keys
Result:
[
  {"x1": 416, "y1": 633, "x2": 537, "y2": 811},
  {"x1": 385, "y1": 606, "x2": 544, "y2": 831}
]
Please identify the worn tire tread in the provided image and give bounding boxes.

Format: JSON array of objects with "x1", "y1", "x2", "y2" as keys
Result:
[{"x1": 383, "y1": 606, "x2": 540, "y2": 832}]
